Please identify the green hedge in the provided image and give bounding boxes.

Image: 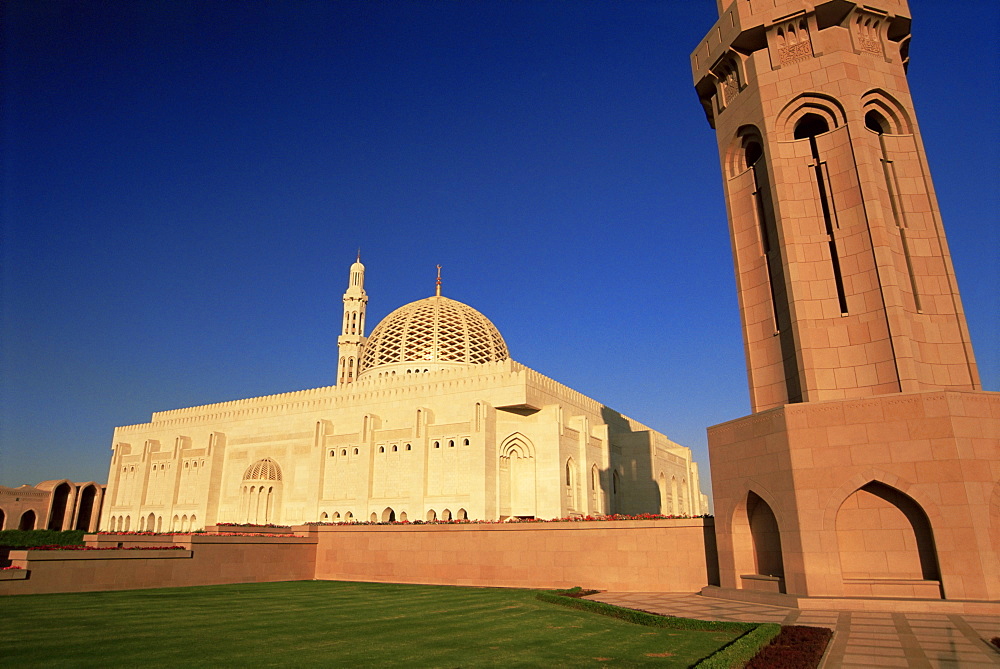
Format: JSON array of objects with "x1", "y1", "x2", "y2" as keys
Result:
[
  {"x1": 0, "y1": 529, "x2": 86, "y2": 548},
  {"x1": 536, "y1": 590, "x2": 754, "y2": 633},
  {"x1": 538, "y1": 588, "x2": 783, "y2": 669},
  {"x1": 693, "y1": 622, "x2": 782, "y2": 669}
]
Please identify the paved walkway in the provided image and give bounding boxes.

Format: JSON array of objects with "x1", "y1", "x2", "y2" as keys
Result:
[{"x1": 587, "y1": 592, "x2": 1000, "y2": 668}]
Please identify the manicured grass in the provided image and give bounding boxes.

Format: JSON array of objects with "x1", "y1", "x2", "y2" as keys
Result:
[{"x1": 0, "y1": 581, "x2": 740, "y2": 667}]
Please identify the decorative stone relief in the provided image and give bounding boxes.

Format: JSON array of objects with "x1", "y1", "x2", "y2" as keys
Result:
[{"x1": 779, "y1": 40, "x2": 813, "y2": 65}]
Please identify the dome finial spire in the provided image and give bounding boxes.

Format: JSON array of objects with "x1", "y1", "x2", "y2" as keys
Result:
[
  {"x1": 435, "y1": 264, "x2": 442, "y2": 296},
  {"x1": 357, "y1": 247, "x2": 361, "y2": 262}
]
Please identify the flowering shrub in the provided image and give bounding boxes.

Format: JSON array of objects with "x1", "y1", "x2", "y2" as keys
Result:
[
  {"x1": 307, "y1": 513, "x2": 712, "y2": 527},
  {"x1": 25, "y1": 545, "x2": 186, "y2": 551},
  {"x1": 2, "y1": 565, "x2": 24, "y2": 570},
  {"x1": 214, "y1": 523, "x2": 291, "y2": 529}
]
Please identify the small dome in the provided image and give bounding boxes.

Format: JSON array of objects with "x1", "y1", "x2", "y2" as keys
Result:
[
  {"x1": 244, "y1": 458, "x2": 282, "y2": 481},
  {"x1": 359, "y1": 296, "x2": 508, "y2": 376}
]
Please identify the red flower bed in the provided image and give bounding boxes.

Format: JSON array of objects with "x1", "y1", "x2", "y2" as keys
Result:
[
  {"x1": 2, "y1": 565, "x2": 23, "y2": 570},
  {"x1": 308, "y1": 513, "x2": 710, "y2": 527},
  {"x1": 745, "y1": 625, "x2": 833, "y2": 669},
  {"x1": 25, "y1": 545, "x2": 186, "y2": 551}
]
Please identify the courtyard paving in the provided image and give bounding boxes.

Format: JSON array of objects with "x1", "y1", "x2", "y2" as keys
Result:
[{"x1": 587, "y1": 592, "x2": 1000, "y2": 668}]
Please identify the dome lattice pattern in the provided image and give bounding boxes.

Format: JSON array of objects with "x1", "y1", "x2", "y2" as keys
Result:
[
  {"x1": 243, "y1": 458, "x2": 282, "y2": 481},
  {"x1": 359, "y1": 296, "x2": 508, "y2": 375}
]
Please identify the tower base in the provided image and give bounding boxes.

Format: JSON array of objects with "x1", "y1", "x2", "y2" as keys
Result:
[{"x1": 707, "y1": 390, "x2": 1000, "y2": 608}]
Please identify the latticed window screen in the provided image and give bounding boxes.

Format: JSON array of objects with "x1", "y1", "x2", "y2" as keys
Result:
[
  {"x1": 359, "y1": 296, "x2": 509, "y2": 374},
  {"x1": 243, "y1": 458, "x2": 282, "y2": 481}
]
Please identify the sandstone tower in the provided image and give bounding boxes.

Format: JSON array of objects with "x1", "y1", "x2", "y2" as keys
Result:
[
  {"x1": 693, "y1": 0, "x2": 999, "y2": 607},
  {"x1": 337, "y1": 255, "x2": 368, "y2": 385}
]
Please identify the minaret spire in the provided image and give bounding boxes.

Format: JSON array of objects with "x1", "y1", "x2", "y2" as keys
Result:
[
  {"x1": 337, "y1": 254, "x2": 368, "y2": 385},
  {"x1": 435, "y1": 264, "x2": 442, "y2": 297}
]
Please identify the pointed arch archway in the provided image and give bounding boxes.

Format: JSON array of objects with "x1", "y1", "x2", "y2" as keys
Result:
[
  {"x1": 46, "y1": 482, "x2": 72, "y2": 530},
  {"x1": 241, "y1": 458, "x2": 283, "y2": 524},
  {"x1": 834, "y1": 480, "x2": 941, "y2": 597},
  {"x1": 18, "y1": 509, "x2": 36, "y2": 530},
  {"x1": 499, "y1": 433, "x2": 536, "y2": 519},
  {"x1": 730, "y1": 485, "x2": 786, "y2": 593},
  {"x1": 74, "y1": 484, "x2": 100, "y2": 531}
]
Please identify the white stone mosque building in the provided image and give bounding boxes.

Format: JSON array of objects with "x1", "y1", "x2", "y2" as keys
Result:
[{"x1": 100, "y1": 258, "x2": 707, "y2": 532}]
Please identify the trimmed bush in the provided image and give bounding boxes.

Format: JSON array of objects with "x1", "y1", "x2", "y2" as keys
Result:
[
  {"x1": 537, "y1": 590, "x2": 754, "y2": 633},
  {"x1": 0, "y1": 530, "x2": 86, "y2": 548},
  {"x1": 694, "y1": 623, "x2": 782, "y2": 668}
]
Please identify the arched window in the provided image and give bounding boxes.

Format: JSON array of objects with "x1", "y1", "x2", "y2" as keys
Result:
[
  {"x1": 353, "y1": 448, "x2": 359, "y2": 455},
  {"x1": 433, "y1": 441, "x2": 440, "y2": 449},
  {"x1": 793, "y1": 112, "x2": 830, "y2": 139},
  {"x1": 378, "y1": 446, "x2": 385, "y2": 453},
  {"x1": 426, "y1": 509, "x2": 437, "y2": 521},
  {"x1": 341, "y1": 449, "x2": 347, "y2": 456},
  {"x1": 448, "y1": 440, "x2": 455, "y2": 448},
  {"x1": 19, "y1": 510, "x2": 36, "y2": 530},
  {"x1": 441, "y1": 509, "x2": 452, "y2": 521},
  {"x1": 457, "y1": 509, "x2": 467, "y2": 520},
  {"x1": 370, "y1": 512, "x2": 378, "y2": 522},
  {"x1": 865, "y1": 109, "x2": 889, "y2": 134}
]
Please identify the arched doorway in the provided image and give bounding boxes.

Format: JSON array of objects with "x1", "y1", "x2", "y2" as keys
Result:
[
  {"x1": 499, "y1": 435, "x2": 536, "y2": 519},
  {"x1": 0, "y1": 508, "x2": 5, "y2": 530},
  {"x1": 47, "y1": 482, "x2": 71, "y2": 530},
  {"x1": 836, "y1": 481, "x2": 941, "y2": 595},
  {"x1": 241, "y1": 458, "x2": 283, "y2": 524},
  {"x1": 745, "y1": 491, "x2": 784, "y2": 590},
  {"x1": 19, "y1": 509, "x2": 36, "y2": 530},
  {"x1": 75, "y1": 485, "x2": 99, "y2": 531}
]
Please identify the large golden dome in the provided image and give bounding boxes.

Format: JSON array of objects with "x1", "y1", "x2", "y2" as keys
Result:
[{"x1": 358, "y1": 295, "x2": 509, "y2": 377}]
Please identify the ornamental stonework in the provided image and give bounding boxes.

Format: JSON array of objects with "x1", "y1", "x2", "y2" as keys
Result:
[
  {"x1": 859, "y1": 36, "x2": 882, "y2": 55},
  {"x1": 779, "y1": 40, "x2": 813, "y2": 65}
]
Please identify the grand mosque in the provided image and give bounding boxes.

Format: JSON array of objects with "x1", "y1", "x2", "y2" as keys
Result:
[{"x1": 98, "y1": 258, "x2": 707, "y2": 532}]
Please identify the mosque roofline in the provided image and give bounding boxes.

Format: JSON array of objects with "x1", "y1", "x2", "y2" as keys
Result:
[{"x1": 113, "y1": 359, "x2": 666, "y2": 440}]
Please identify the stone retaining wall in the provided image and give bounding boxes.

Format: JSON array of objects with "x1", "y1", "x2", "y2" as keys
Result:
[
  {"x1": 0, "y1": 533, "x2": 317, "y2": 596},
  {"x1": 0, "y1": 519, "x2": 717, "y2": 595},
  {"x1": 312, "y1": 518, "x2": 717, "y2": 591}
]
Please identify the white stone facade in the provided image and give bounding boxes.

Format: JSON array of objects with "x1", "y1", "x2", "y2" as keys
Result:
[{"x1": 100, "y1": 261, "x2": 707, "y2": 531}]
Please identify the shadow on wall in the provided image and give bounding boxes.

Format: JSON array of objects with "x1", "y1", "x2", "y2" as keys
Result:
[
  {"x1": 601, "y1": 405, "x2": 719, "y2": 585},
  {"x1": 599, "y1": 406, "x2": 659, "y2": 515}
]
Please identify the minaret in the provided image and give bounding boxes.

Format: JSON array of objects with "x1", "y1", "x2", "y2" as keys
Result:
[
  {"x1": 692, "y1": 0, "x2": 979, "y2": 414},
  {"x1": 337, "y1": 254, "x2": 367, "y2": 385},
  {"x1": 693, "y1": 1, "x2": 998, "y2": 605}
]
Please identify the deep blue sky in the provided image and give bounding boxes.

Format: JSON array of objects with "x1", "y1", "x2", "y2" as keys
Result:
[{"x1": 2, "y1": 1, "x2": 997, "y2": 496}]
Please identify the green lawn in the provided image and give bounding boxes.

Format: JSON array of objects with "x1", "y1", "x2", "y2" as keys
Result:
[{"x1": 0, "y1": 581, "x2": 740, "y2": 667}]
